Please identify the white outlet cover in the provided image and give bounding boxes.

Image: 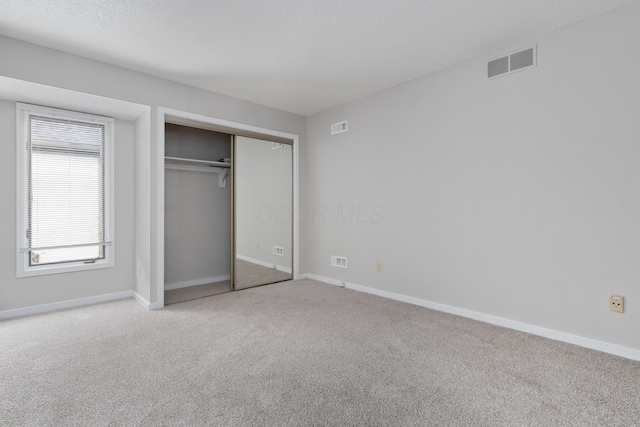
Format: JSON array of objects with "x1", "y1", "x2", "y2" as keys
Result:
[
  {"x1": 331, "y1": 121, "x2": 348, "y2": 135},
  {"x1": 331, "y1": 255, "x2": 348, "y2": 268}
]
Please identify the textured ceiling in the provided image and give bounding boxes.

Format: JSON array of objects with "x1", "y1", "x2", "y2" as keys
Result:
[{"x1": 0, "y1": 0, "x2": 636, "y2": 115}]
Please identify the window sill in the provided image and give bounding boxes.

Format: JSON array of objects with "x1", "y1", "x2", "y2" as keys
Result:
[{"x1": 16, "y1": 257, "x2": 114, "y2": 278}]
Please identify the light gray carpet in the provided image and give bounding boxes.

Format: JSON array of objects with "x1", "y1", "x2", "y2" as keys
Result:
[
  {"x1": 165, "y1": 280, "x2": 231, "y2": 305},
  {"x1": 1, "y1": 279, "x2": 639, "y2": 426},
  {"x1": 234, "y1": 258, "x2": 292, "y2": 290}
]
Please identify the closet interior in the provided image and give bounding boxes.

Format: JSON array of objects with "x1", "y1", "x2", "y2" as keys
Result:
[{"x1": 164, "y1": 124, "x2": 232, "y2": 304}]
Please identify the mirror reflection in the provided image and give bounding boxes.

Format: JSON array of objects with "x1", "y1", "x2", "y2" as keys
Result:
[{"x1": 234, "y1": 136, "x2": 292, "y2": 290}]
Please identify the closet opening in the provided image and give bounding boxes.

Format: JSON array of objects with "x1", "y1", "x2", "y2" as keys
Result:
[
  {"x1": 157, "y1": 109, "x2": 300, "y2": 309},
  {"x1": 162, "y1": 117, "x2": 296, "y2": 305}
]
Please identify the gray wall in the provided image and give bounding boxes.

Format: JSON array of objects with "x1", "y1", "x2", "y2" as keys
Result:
[
  {"x1": 0, "y1": 99, "x2": 136, "y2": 311},
  {"x1": 164, "y1": 125, "x2": 231, "y2": 287},
  {"x1": 0, "y1": 35, "x2": 306, "y2": 308},
  {"x1": 165, "y1": 124, "x2": 231, "y2": 161},
  {"x1": 304, "y1": 3, "x2": 640, "y2": 350},
  {"x1": 235, "y1": 137, "x2": 293, "y2": 270}
]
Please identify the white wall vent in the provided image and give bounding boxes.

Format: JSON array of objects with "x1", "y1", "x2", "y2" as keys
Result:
[
  {"x1": 272, "y1": 142, "x2": 283, "y2": 150},
  {"x1": 331, "y1": 255, "x2": 348, "y2": 268},
  {"x1": 331, "y1": 121, "x2": 348, "y2": 135},
  {"x1": 488, "y1": 45, "x2": 536, "y2": 79},
  {"x1": 273, "y1": 246, "x2": 284, "y2": 256}
]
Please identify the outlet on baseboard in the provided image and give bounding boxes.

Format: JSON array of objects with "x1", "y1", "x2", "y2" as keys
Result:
[{"x1": 610, "y1": 295, "x2": 624, "y2": 313}]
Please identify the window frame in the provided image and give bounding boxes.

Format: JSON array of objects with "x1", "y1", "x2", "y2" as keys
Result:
[{"x1": 16, "y1": 103, "x2": 115, "y2": 278}]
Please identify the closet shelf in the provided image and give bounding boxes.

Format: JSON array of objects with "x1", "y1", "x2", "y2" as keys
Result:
[
  {"x1": 164, "y1": 156, "x2": 230, "y2": 188},
  {"x1": 164, "y1": 156, "x2": 230, "y2": 168}
]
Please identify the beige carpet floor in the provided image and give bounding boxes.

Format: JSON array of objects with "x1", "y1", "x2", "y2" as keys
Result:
[
  {"x1": 234, "y1": 258, "x2": 292, "y2": 290},
  {"x1": 165, "y1": 280, "x2": 231, "y2": 305},
  {"x1": 1, "y1": 279, "x2": 639, "y2": 426}
]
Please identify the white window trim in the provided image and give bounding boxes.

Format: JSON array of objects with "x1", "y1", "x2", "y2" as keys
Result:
[{"x1": 16, "y1": 103, "x2": 115, "y2": 278}]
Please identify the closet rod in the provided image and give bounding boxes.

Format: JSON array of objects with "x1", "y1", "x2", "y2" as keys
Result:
[{"x1": 164, "y1": 156, "x2": 230, "y2": 168}]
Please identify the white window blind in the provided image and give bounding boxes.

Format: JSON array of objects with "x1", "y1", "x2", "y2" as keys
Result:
[{"x1": 17, "y1": 104, "x2": 114, "y2": 275}]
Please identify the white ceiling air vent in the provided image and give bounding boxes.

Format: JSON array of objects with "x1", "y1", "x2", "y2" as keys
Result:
[
  {"x1": 488, "y1": 56, "x2": 509, "y2": 78},
  {"x1": 488, "y1": 45, "x2": 537, "y2": 79},
  {"x1": 331, "y1": 121, "x2": 348, "y2": 135}
]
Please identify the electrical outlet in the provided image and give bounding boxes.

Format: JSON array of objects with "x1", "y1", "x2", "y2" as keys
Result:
[
  {"x1": 610, "y1": 295, "x2": 624, "y2": 313},
  {"x1": 331, "y1": 121, "x2": 348, "y2": 135},
  {"x1": 331, "y1": 256, "x2": 347, "y2": 268},
  {"x1": 376, "y1": 261, "x2": 383, "y2": 272},
  {"x1": 256, "y1": 242, "x2": 259, "y2": 249}
]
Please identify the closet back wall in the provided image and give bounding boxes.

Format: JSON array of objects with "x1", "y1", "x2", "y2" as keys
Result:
[{"x1": 164, "y1": 124, "x2": 231, "y2": 289}]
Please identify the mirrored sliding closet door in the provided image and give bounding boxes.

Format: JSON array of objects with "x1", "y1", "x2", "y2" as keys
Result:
[{"x1": 233, "y1": 136, "x2": 293, "y2": 290}]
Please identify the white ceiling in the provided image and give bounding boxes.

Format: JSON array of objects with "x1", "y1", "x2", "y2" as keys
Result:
[{"x1": 0, "y1": 0, "x2": 636, "y2": 116}]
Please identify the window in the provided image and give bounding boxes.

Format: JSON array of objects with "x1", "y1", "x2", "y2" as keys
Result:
[{"x1": 16, "y1": 103, "x2": 114, "y2": 277}]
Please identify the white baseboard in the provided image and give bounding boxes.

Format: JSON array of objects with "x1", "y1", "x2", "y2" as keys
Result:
[
  {"x1": 303, "y1": 273, "x2": 343, "y2": 287},
  {"x1": 300, "y1": 273, "x2": 640, "y2": 362},
  {"x1": 0, "y1": 290, "x2": 134, "y2": 320},
  {"x1": 275, "y1": 265, "x2": 293, "y2": 274},
  {"x1": 237, "y1": 254, "x2": 292, "y2": 274},
  {"x1": 132, "y1": 291, "x2": 164, "y2": 310},
  {"x1": 164, "y1": 274, "x2": 231, "y2": 291},
  {"x1": 132, "y1": 291, "x2": 149, "y2": 309},
  {"x1": 149, "y1": 302, "x2": 164, "y2": 310}
]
